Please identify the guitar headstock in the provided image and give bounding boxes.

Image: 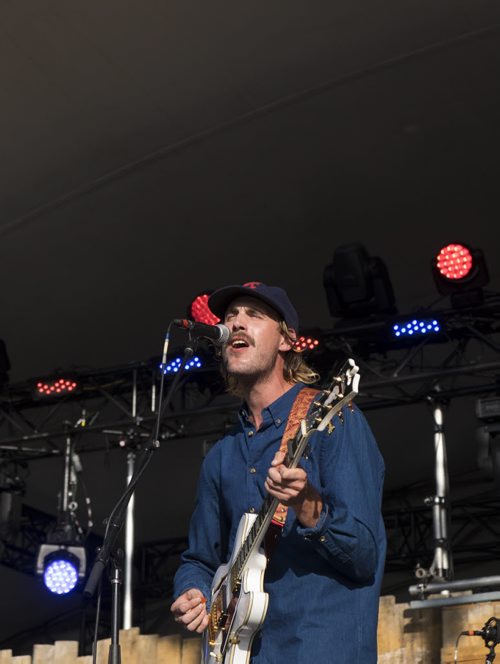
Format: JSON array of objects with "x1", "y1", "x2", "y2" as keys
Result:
[{"x1": 305, "y1": 359, "x2": 360, "y2": 433}]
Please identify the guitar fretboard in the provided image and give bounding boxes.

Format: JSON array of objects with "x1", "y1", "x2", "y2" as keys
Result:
[{"x1": 229, "y1": 425, "x2": 312, "y2": 589}]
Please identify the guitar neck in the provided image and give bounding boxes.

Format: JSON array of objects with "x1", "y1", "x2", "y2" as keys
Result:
[{"x1": 229, "y1": 427, "x2": 312, "y2": 588}]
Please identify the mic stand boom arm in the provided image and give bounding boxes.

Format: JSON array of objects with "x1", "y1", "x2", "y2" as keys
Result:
[{"x1": 83, "y1": 339, "x2": 195, "y2": 664}]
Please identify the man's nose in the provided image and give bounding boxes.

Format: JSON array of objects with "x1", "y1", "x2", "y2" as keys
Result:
[{"x1": 229, "y1": 312, "x2": 247, "y2": 330}]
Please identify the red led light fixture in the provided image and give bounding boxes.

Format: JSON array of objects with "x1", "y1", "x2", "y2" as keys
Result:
[
  {"x1": 35, "y1": 378, "x2": 79, "y2": 398},
  {"x1": 436, "y1": 244, "x2": 473, "y2": 280},
  {"x1": 432, "y1": 242, "x2": 489, "y2": 302},
  {"x1": 190, "y1": 293, "x2": 220, "y2": 326},
  {"x1": 294, "y1": 336, "x2": 320, "y2": 352}
]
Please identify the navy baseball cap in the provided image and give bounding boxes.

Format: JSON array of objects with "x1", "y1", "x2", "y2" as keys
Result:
[{"x1": 208, "y1": 282, "x2": 299, "y2": 332}]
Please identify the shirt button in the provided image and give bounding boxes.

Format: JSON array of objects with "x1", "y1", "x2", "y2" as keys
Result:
[
  {"x1": 249, "y1": 467, "x2": 256, "y2": 474},
  {"x1": 249, "y1": 507, "x2": 256, "y2": 513},
  {"x1": 276, "y1": 418, "x2": 282, "y2": 425},
  {"x1": 248, "y1": 430, "x2": 254, "y2": 437},
  {"x1": 319, "y1": 535, "x2": 326, "y2": 542}
]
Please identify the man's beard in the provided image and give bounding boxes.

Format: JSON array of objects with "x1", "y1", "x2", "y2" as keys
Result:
[{"x1": 222, "y1": 347, "x2": 280, "y2": 396}]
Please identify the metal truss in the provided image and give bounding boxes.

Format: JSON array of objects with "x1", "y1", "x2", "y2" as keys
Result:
[
  {"x1": 384, "y1": 493, "x2": 500, "y2": 573},
  {"x1": 0, "y1": 296, "x2": 500, "y2": 454},
  {"x1": 0, "y1": 503, "x2": 56, "y2": 575},
  {"x1": 0, "y1": 354, "x2": 239, "y2": 461},
  {"x1": 315, "y1": 294, "x2": 500, "y2": 411}
]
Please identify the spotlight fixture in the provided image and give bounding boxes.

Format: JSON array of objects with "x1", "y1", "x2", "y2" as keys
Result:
[
  {"x1": 36, "y1": 543, "x2": 87, "y2": 595},
  {"x1": 35, "y1": 433, "x2": 89, "y2": 595},
  {"x1": 432, "y1": 243, "x2": 489, "y2": 307},
  {"x1": 435, "y1": 243, "x2": 473, "y2": 280},
  {"x1": 189, "y1": 292, "x2": 220, "y2": 325},
  {"x1": 323, "y1": 243, "x2": 396, "y2": 319}
]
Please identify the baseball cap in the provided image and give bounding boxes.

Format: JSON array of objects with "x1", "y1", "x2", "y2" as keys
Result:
[{"x1": 208, "y1": 281, "x2": 299, "y2": 332}]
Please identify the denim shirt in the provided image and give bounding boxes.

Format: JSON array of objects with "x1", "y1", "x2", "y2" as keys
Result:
[{"x1": 174, "y1": 383, "x2": 386, "y2": 663}]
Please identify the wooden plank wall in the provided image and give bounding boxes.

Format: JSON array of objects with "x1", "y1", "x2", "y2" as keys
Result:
[
  {"x1": 0, "y1": 631, "x2": 201, "y2": 664},
  {"x1": 377, "y1": 595, "x2": 500, "y2": 663},
  {"x1": 2, "y1": 596, "x2": 498, "y2": 663}
]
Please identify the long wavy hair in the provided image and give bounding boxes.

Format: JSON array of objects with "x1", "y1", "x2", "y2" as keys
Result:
[{"x1": 221, "y1": 321, "x2": 320, "y2": 397}]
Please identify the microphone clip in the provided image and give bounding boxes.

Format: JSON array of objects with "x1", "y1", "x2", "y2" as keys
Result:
[
  {"x1": 477, "y1": 617, "x2": 498, "y2": 664},
  {"x1": 482, "y1": 616, "x2": 498, "y2": 648}
]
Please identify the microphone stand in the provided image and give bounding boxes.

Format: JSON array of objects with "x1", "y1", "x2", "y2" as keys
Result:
[{"x1": 84, "y1": 332, "x2": 196, "y2": 664}]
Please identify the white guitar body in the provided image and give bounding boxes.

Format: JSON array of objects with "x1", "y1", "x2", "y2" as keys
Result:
[{"x1": 202, "y1": 513, "x2": 269, "y2": 664}]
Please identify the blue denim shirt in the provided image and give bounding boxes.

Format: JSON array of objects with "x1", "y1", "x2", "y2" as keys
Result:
[{"x1": 174, "y1": 383, "x2": 386, "y2": 663}]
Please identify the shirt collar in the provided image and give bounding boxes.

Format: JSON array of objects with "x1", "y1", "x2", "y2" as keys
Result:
[{"x1": 238, "y1": 383, "x2": 305, "y2": 430}]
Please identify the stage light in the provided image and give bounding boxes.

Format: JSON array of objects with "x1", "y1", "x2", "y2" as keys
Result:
[
  {"x1": 36, "y1": 544, "x2": 87, "y2": 595},
  {"x1": 436, "y1": 243, "x2": 473, "y2": 280},
  {"x1": 294, "y1": 336, "x2": 320, "y2": 352},
  {"x1": 160, "y1": 356, "x2": 203, "y2": 374},
  {"x1": 34, "y1": 377, "x2": 80, "y2": 399},
  {"x1": 391, "y1": 317, "x2": 441, "y2": 339},
  {"x1": 323, "y1": 243, "x2": 396, "y2": 319},
  {"x1": 43, "y1": 553, "x2": 78, "y2": 594},
  {"x1": 190, "y1": 293, "x2": 220, "y2": 325},
  {"x1": 432, "y1": 243, "x2": 489, "y2": 306}
]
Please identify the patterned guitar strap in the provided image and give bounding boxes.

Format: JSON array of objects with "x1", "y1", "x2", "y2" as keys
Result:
[{"x1": 264, "y1": 386, "x2": 320, "y2": 560}]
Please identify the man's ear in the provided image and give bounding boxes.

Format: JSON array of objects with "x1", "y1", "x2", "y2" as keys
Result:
[{"x1": 279, "y1": 328, "x2": 296, "y2": 352}]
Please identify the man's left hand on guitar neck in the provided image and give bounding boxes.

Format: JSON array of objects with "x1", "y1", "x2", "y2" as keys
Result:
[{"x1": 265, "y1": 449, "x2": 323, "y2": 529}]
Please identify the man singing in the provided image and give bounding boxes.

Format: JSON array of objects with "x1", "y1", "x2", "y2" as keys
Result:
[{"x1": 171, "y1": 282, "x2": 386, "y2": 662}]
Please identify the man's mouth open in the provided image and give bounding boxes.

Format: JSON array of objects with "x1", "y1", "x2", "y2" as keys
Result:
[{"x1": 228, "y1": 336, "x2": 251, "y2": 351}]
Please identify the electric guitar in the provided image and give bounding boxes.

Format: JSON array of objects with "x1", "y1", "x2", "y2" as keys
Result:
[{"x1": 201, "y1": 359, "x2": 361, "y2": 664}]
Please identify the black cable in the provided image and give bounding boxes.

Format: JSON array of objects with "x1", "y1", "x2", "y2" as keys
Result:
[
  {"x1": 91, "y1": 575, "x2": 103, "y2": 664},
  {"x1": 454, "y1": 632, "x2": 463, "y2": 664}
]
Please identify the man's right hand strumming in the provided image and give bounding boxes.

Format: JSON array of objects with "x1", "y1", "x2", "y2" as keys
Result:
[{"x1": 170, "y1": 588, "x2": 209, "y2": 633}]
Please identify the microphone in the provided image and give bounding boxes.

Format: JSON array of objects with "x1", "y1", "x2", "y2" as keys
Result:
[
  {"x1": 461, "y1": 630, "x2": 487, "y2": 637},
  {"x1": 461, "y1": 617, "x2": 498, "y2": 644},
  {"x1": 173, "y1": 319, "x2": 230, "y2": 345}
]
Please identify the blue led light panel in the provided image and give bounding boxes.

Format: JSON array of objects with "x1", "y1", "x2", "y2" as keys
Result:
[
  {"x1": 392, "y1": 318, "x2": 441, "y2": 338},
  {"x1": 160, "y1": 356, "x2": 203, "y2": 374}
]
